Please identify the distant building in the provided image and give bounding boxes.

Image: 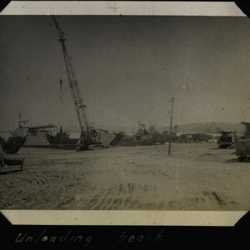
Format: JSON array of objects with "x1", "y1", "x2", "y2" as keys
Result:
[{"x1": 177, "y1": 133, "x2": 212, "y2": 143}]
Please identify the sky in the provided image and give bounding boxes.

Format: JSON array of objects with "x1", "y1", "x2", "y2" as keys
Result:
[{"x1": 1, "y1": 16, "x2": 250, "y2": 133}]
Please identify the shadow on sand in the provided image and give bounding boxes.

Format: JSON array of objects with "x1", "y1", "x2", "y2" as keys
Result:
[
  {"x1": 225, "y1": 158, "x2": 250, "y2": 163},
  {"x1": 211, "y1": 146, "x2": 234, "y2": 151},
  {"x1": 0, "y1": 168, "x2": 23, "y2": 175}
]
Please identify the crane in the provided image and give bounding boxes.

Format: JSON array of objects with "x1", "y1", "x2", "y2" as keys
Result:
[{"x1": 51, "y1": 16, "x2": 90, "y2": 150}]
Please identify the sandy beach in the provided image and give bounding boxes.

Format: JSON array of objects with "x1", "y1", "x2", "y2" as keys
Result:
[{"x1": 0, "y1": 143, "x2": 250, "y2": 210}]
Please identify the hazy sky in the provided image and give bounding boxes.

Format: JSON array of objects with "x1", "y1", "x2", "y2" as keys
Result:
[{"x1": 1, "y1": 16, "x2": 250, "y2": 132}]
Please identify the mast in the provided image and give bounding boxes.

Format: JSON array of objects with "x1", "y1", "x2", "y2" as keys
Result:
[
  {"x1": 51, "y1": 16, "x2": 90, "y2": 149},
  {"x1": 18, "y1": 112, "x2": 29, "y2": 128}
]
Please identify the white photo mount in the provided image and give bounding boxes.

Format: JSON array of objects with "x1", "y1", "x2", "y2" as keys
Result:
[{"x1": 0, "y1": 1, "x2": 249, "y2": 227}]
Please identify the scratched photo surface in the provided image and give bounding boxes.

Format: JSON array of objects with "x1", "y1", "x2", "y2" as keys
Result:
[{"x1": 0, "y1": 16, "x2": 250, "y2": 210}]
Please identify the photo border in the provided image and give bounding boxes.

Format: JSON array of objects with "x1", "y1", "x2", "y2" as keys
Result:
[{"x1": 0, "y1": 0, "x2": 249, "y2": 235}]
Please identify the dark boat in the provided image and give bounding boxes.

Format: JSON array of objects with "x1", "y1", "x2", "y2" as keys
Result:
[
  {"x1": 47, "y1": 127, "x2": 80, "y2": 149},
  {"x1": 0, "y1": 136, "x2": 25, "y2": 154}
]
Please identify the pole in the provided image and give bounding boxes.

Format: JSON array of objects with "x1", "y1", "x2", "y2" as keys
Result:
[{"x1": 168, "y1": 97, "x2": 175, "y2": 155}]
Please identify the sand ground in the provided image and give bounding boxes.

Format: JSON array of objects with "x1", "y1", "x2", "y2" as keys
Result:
[{"x1": 0, "y1": 143, "x2": 250, "y2": 210}]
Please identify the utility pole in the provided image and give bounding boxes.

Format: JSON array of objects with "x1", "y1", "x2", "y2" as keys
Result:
[{"x1": 168, "y1": 97, "x2": 175, "y2": 155}]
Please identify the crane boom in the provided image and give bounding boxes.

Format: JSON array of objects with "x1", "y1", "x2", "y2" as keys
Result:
[{"x1": 51, "y1": 16, "x2": 90, "y2": 149}]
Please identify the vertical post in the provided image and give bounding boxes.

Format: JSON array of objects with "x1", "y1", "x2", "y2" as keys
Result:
[{"x1": 168, "y1": 97, "x2": 175, "y2": 155}]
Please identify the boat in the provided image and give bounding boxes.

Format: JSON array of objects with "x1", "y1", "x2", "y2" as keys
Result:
[
  {"x1": 47, "y1": 127, "x2": 116, "y2": 149},
  {"x1": 0, "y1": 135, "x2": 25, "y2": 154},
  {"x1": 8, "y1": 113, "x2": 116, "y2": 150},
  {"x1": 46, "y1": 127, "x2": 80, "y2": 149}
]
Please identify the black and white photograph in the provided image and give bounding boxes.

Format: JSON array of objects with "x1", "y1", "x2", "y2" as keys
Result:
[{"x1": 1, "y1": 15, "x2": 250, "y2": 210}]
